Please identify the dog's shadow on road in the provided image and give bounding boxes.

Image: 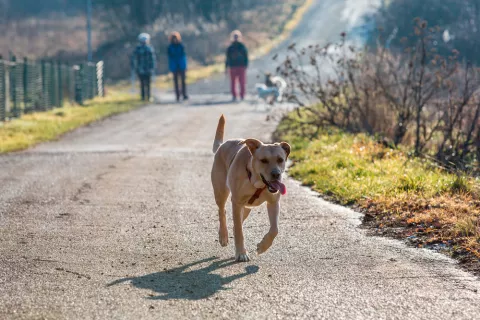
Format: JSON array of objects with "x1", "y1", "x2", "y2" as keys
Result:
[{"x1": 107, "y1": 257, "x2": 259, "y2": 300}]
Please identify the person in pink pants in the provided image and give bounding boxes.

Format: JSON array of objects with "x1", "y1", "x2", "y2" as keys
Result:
[{"x1": 225, "y1": 30, "x2": 249, "y2": 101}]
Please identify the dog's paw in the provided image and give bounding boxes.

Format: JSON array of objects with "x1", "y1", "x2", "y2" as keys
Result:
[
  {"x1": 218, "y1": 232, "x2": 228, "y2": 247},
  {"x1": 256, "y1": 241, "x2": 270, "y2": 255},
  {"x1": 235, "y1": 252, "x2": 250, "y2": 262},
  {"x1": 256, "y1": 234, "x2": 275, "y2": 254}
]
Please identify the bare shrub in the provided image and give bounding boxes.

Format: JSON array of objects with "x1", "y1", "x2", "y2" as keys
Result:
[{"x1": 278, "y1": 19, "x2": 480, "y2": 172}]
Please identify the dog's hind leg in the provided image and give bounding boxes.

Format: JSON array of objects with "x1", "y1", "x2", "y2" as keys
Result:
[
  {"x1": 213, "y1": 182, "x2": 230, "y2": 247},
  {"x1": 215, "y1": 189, "x2": 229, "y2": 247},
  {"x1": 212, "y1": 153, "x2": 230, "y2": 247}
]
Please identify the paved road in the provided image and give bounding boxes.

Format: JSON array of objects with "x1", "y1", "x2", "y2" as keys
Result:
[{"x1": 1, "y1": 1, "x2": 480, "y2": 319}]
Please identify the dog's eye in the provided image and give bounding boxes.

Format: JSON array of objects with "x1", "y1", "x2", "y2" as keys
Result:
[
  {"x1": 261, "y1": 159, "x2": 269, "y2": 164},
  {"x1": 278, "y1": 158, "x2": 284, "y2": 164}
]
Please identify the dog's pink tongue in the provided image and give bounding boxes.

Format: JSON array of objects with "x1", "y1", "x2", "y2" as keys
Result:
[{"x1": 271, "y1": 181, "x2": 287, "y2": 195}]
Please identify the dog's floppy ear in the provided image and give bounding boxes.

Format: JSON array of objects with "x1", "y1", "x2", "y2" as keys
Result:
[
  {"x1": 280, "y1": 142, "x2": 291, "y2": 159},
  {"x1": 241, "y1": 139, "x2": 263, "y2": 155}
]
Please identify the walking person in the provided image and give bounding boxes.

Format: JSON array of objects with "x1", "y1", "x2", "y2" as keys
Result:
[
  {"x1": 225, "y1": 30, "x2": 249, "y2": 101},
  {"x1": 167, "y1": 32, "x2": 188, "y2": 102},
  {"x1": 131, "y1": 33, "x2": 156, "y2": 101}
]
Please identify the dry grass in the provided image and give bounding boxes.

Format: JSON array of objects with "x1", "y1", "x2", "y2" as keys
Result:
[
  {"x1": 276, "y1": 114, "x2": 480, "y2": 269},
  {"x1": 364, "y1": 194, "x2": 480, "y2": 259},
  {"x1": 0, "y1": 91, "x2": 141, "y2": 153},
  {"x1": 0, "y1": 14, "x2": 105, "y2": 59}
]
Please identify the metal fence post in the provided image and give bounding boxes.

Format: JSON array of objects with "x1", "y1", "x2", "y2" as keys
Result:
[
  {"x1": 90, "y1": 63, "x2": 95, "y2": 99},
  {"x1": 0, "y1": 55, "x2": 5, "y2": 121},
  {"x1": 91, "y1": 64, "x2": 95, "y2": 98},
  {"x1": 11, "y1": 55, "x2": 19, "y2": 118},
  {"x1": 86, "y1": 63, "x2": 92, "y2": 100},
  {"x1": 49, "y1": 61, "x2": 55, "y2": 109},
  {"x1": 84, "y1": 63, "x2": 89, "y2": 100},
  {"x1": 57, "y1": 61, "x2": 63, "y2": 107},
  {"x1": 97, "y1": 61, "x2": 104, "y2": 97},
  {"x1": 65, "y1": 63, "x2": 70, "y2": 102},
  {"x1": 41, "y1": 60, "x2": 47, "y2": 111},
  {"x1": 75, "y1": 64, "x2": 84, "y2": 105},
  {"x1": 23, "y1": 57, "x2": 29, "y2": 112},
  {"x1": 89, "y1": 64, "x2": 94, "y2": 99},
  {"x1": 93, "y1": 64, "x2": 99, "y2": 97}
]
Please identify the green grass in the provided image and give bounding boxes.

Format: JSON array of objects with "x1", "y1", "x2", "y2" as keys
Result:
[
  {"x1": 284, "y1": 130, "x2": 471, "y2": 205},
  {"x1": 0, "y1": 91, "x2": 142, "y2": 153}
]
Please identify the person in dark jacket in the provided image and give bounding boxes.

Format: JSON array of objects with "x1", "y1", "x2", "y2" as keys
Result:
[
  {"x1": 167, "y1": 32, "x2": 188, "y2": 101},
  {"x1": 225, "y1": 30, "x2": 249, "y2": 101},
  {"x1": 131, "y1": 33, "x2": 156, "y2": 101}
]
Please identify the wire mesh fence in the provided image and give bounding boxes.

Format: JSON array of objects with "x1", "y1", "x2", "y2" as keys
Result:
[{"x1": 0, "y1": 56, "x2": 104, "y2": 122}]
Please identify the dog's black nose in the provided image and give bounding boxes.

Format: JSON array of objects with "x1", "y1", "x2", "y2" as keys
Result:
[{"x1": 271, "y1": 171, "x2": 281, "y2": 180}]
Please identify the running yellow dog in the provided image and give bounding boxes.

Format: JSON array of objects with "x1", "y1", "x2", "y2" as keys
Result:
[{"x1": 211, "y1": 115, "x2": 290, "y2": 262}]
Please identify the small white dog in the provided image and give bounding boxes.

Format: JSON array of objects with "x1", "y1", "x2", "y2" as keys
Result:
[{"x1": 255, "y1": 74, "x2": 287, "y2": 105}]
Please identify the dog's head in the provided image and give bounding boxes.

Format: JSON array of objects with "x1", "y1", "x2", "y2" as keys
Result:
[{"x1": 242, "y1": 139, "x2": 291, "y2": 194}]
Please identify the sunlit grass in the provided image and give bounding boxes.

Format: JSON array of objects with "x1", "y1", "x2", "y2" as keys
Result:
[
  {"x1": 0, "y1": 91, "x2": 142, "y2": 153},
  {"x1": 286, "y1": 130, "x2": 474, "y2": 204}
]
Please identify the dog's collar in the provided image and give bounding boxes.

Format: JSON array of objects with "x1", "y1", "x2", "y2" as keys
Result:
[{"x1": 246, "y1": 167, "x2": 266, "y2": 205}]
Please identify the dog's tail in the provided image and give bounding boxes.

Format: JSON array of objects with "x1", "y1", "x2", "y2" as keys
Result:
[{"x1": 212, "y1": 114, "x2": 225, "y2": 153}]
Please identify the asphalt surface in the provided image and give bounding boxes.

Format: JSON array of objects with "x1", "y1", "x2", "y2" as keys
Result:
[{"x1": 1, "y1": 1, "x2": 480, "y2": 319}]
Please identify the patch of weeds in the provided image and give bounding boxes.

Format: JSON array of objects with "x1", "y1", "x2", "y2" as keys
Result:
[
  {"x1": 398, "y1": 175, "x2": 425, "y2": 193},
  {"x1": 450, "y1": 175, "x2": 471, "y2": 194},
  {"x1": 454, "y1": 217, "x2": 479, "y2": 237}
]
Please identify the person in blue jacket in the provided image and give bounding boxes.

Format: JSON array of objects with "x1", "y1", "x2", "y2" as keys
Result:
[{"x1": 167, "y1": 32, "x2": 188, "y2": 101}]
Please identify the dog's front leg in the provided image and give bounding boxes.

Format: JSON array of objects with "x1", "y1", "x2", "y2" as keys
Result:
[
  {"x1": 257, "y1": 201, "x2": 279, "y2": 254},
  {"x1": 232, "y1": 201, "x2": 249, "y2": 262}
]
